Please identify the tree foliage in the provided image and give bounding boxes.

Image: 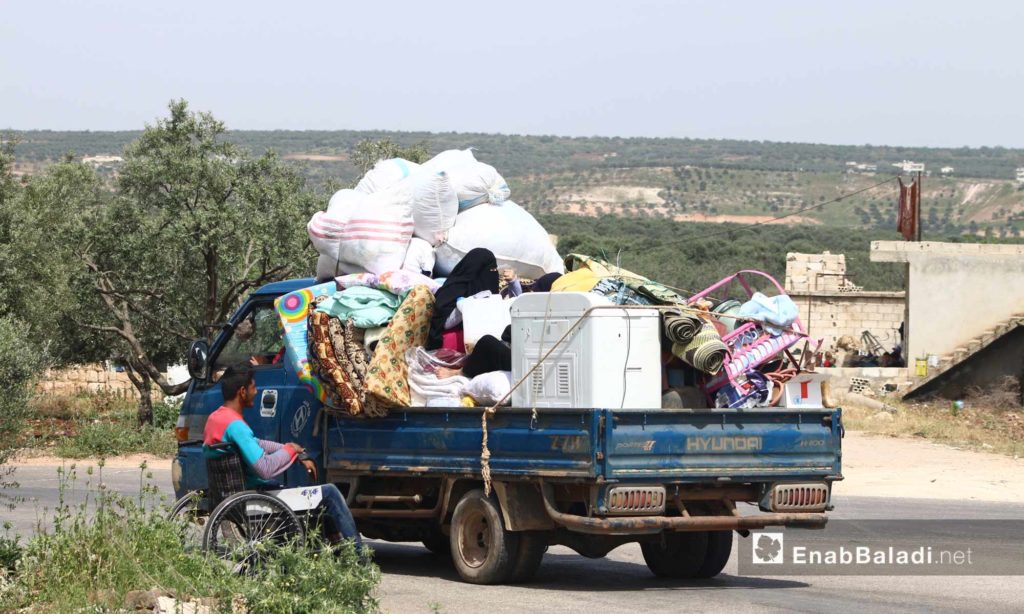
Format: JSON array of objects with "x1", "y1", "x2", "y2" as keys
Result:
[
  {"x1": 350, "y1": 137, "x2": 430, "y2": 175},
  {"x1": 2, "y1": 102, "x2": 322, "y2": 424},
  {"x1": 0, "y1": 139, "x2": 43, "y2": 488}
]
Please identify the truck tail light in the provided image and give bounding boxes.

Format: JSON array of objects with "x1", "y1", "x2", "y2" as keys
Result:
[
  {"x1": 770, "y1": 483, "x2": 829, "y2": 512},
  {"x1": 175, "y1": 415, "x2": 189, "y2": 442},
  {"x1": 605, "y1": 486, "x2": 666, "y2": 515}
]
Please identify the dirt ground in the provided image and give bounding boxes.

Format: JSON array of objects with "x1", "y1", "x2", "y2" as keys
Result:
[
  {"x1": 836, "y1": 431, "x2": 1024, "y2": 503},
  {"x1": 10, "y1": 450, "x2": 169, "y2": 469}
]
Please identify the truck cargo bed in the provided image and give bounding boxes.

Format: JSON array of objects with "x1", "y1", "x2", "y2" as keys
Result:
[{"x1": 324, "y1": 407, "x2": 842, "y2": 484}]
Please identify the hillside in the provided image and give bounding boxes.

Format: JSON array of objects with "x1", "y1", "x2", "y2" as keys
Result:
[{"x1": 7, "y1": 129, "x2": 1024, "y2": 237}]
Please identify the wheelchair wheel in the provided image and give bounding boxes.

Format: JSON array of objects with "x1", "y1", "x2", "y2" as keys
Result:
[
  {"x1": 168, "y1": 491, "x2": 210, "y2": 552},
  {"x1": 202, "y1": 492, "x2": 306, "y2": 574}
]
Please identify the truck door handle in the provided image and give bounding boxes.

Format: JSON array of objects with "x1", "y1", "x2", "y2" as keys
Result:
[{"x1": 260, "y1": 389, "x2": 278, "y2": 417}]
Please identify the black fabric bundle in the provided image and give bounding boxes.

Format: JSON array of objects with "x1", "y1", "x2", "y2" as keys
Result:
[{"x1": 426, "y1": 248, "x2": 499, "y2": 350}]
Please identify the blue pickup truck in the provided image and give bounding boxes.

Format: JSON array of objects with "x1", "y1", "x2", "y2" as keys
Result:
[{"x1": 173, "y1": 278, "x2": 842, "y2": 584}]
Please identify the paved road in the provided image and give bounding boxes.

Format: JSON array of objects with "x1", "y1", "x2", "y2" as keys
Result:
[{"x1": 5, "y1": 464, "x2": 1023, "y2": 613}]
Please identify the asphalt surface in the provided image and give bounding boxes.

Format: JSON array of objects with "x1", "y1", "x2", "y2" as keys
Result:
[{"x1": 4, "y1": 463, "x2": 1023, "y2": 613}]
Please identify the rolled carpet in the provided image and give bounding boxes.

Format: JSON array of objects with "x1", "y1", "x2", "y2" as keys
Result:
[
  {"x1": 672, "y1": 321, "x2": 728, "y2": 375},
  {"x1": 663, "y1": 311, "x2": 703, "y2": 345}
]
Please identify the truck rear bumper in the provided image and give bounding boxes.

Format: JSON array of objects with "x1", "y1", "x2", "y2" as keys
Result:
[{"x1": 540, "y1": 482, "x2": 827, "y2": 535}]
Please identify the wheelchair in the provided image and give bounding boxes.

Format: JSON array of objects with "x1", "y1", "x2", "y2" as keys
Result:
[{"x1": 169, "y1": 443, "x2": 327, "y2": 574}]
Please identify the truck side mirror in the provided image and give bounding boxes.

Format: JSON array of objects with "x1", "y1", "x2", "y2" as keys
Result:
[{"x1": 187, "y1": 339, "x2": 210, "y2": 381}]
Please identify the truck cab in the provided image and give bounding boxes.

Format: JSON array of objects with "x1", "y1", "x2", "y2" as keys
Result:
[
  {"x1": 174, "y1": 278, "x2": 843, "y2": 585},
  {"x1": 173, "y1": 278, "x2": 322, "y2": 498}
]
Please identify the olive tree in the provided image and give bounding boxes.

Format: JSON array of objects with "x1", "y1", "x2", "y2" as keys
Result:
[
  {"x1": 350, "y1": 137, "x2": 430, "y2": 175},
  {"x1": 0, "y1": 139, "x2": 44, "y2": 498},
  {"x1": 69, "y1": 100, "x2": 321, "y2": 424}
]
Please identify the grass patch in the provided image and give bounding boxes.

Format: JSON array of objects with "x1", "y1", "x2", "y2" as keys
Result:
[
  {"x1": 0, "y1": 464, "x2": 380, "y2": 612},
  {"x1": 843, "y1": 399, "x2": 1024, "y2": 458},
  {"x1": 22, "y1": 393, "x2": 180, "y2": 459},
  {"x1": 53, "y1": 420, "x2": 177, "y2": 459}
]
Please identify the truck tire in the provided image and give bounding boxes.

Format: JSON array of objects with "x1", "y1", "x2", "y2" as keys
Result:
[
  {"x1": 509, "y1": 531, "x2": 547, "y2": 583},
  {"x1": 422, "y1": 529, "x2": 451, "y2": 557},
  {"x1": 450, "y1": 489, "x2": 520, "y2": 584},
  {"x1": 641, "y1": 531, "x2": 709, "y2": 578},
  {"x1": 693, "y1": 530, "x2": 733, "y2": 578}
]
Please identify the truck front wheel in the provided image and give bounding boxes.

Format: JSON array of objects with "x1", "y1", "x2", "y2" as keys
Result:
[
  {"x1": 641, "y1": 531, "x2": 709, "y2": 578},
  {"x1": 450, "y1": 489, "x2": 520, "y2": 584}
]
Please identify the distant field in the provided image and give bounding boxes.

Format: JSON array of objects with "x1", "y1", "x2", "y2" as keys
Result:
[
  {"x1": 7, "y1": 129, "x2": 1024, "y2": 235},
  {"x1": 516, "y1": 166, "x2": 1024, "y2": 235}
]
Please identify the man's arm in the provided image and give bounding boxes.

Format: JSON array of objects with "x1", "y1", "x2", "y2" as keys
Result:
[{"x1": 224, "y1": 421, "x2": 297, "y2": 480}]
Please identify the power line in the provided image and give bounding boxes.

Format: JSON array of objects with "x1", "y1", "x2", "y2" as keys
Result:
[{"x1": 619, "y1": 175, "x2": 897, "y2": 251}]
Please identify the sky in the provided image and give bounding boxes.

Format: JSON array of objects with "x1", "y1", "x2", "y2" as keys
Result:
[{"x1": 2, "y1": 0, "x2": 1023, "y2": 148}]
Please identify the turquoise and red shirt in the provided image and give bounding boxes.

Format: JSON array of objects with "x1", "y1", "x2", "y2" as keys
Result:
[{"x1": 202, "y1": 406, "x2": 298, "y2": 488}]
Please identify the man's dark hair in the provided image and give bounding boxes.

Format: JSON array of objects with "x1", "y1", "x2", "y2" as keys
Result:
[{"x1": 221, "y1": 363, "x2": 254, "y2": 401}]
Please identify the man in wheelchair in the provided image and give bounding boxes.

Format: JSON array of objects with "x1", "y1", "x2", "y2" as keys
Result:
[{"x1": 203, "y1": 363, "x2": 364, "y2": 554}]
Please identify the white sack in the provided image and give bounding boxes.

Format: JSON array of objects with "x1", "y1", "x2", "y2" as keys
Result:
[
  {"x1": 411, "y1": 171, "x2": 458, "y2": 245},
  {"x1": 420, "y1": 149, "x2": 477, "y2": 174},
  {"x1": 316, "y1": 253, "x2": 362, "y2": 281},
  {"x1": 355, "y1": 158, "x2": 420, "y2": 194},
  {"x1": 435, "y1": 201, "x2": 565, "y2": 280},
  {"x1": 447, "y1": 162, "x2": 510, "y2": 211},
  {"x1": 421, "y1": 149, "x2": 510, "y2": 210},
  {"x1": 465, "y1": 371, "x2": 513, "y2": 405},
  {"x1": 402, "y1": 237, "x2": 436, "y2": 275},
  {"x1": 327, "y1": 188, "x2": 364, "y2": 215},
  {"x1": 308, "y1": 184, "x2": 413, "y2": 276}
]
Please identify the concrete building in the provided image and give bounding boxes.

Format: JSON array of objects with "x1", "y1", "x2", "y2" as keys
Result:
[{"x1": 871, "y1": 241, "x2": 1024, "y2": 399}]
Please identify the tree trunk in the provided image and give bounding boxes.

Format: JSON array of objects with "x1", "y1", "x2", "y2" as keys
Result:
[{"x1": 124, "y1": 359, "x2": 154, "y2": 426}]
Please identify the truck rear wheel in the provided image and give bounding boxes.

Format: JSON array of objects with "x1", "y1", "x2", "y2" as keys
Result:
[
  {"x1": 450, "y1": 489, "x2": 520, "y2": 584},
  {"x1": 422, "y1": 529, "x2": 450, "y2": 557},
  {"x1": 641, "y1": 531, "x2": 709, "y2": 578},
  {"x1": 694, "y1": 530, "x2": 733, "y2": 578},
  {"x1": 509, "y1": 531, "x2": 547, "y2": 583}
]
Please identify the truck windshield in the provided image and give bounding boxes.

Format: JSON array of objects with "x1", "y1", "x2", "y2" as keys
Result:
[{"x1": 213, "y1": 303, "x2": 285, "y2": 373}]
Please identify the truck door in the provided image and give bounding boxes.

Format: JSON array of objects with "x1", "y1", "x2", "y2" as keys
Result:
[
  {"x1": 207, "y1": 300, "x2": 295, "y2": 443},
  {"x1": 176, "y1": 296, "x2": 315, "y2": 498}
]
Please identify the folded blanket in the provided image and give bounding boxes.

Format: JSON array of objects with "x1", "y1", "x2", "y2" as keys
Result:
[
  {"x1": 672, "y1": 321, "x2": 728, "y2": 375},
  {"x1": 365, "y1": 285, "x2": 436, "y2": 410},
  {"x1": 316, "y1": 286, "x2": 401, "y2": 328},
  {"x1": 308, "y1": 310, "x2": 363, "y2": 413},
  {"x1": 663, "y1": 311, "x2": 703, "y2": 345}
]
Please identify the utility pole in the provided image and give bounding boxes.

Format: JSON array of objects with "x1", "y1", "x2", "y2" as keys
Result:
[{"x1": 915, "y1": 169, "x2": 923, "y2": 242}]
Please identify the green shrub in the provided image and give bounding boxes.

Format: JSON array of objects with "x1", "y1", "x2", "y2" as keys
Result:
[
  {"x1": 152, "y1": 398, "x2": 181, "y2": 430},
  {"x1": 0, "y1": 465, "x2": 380, "y2": 612},
  {"x1": 0, "y1": 316, "x2": 42, "y2": 468},
  {"x1": 54, "y1": 421, "x2": 177, "y2": 459},
  {"x1": 28, "y1": 391, "x2": 135, "y2": 421},
  {"x1": 0, "y1": 524, "x2": 20, "y2": 574}
]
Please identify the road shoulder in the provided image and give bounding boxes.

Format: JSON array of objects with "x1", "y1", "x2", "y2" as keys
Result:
[{"x1": 836, "y1": 430, "x2": 1024, "y2": 503}]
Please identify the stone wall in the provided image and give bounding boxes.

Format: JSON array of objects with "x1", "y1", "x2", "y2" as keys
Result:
[
  {"x1": 790, "y1": 290, "x2": 906, "y2": 354},
  {"x1": 785, "y1": 251, "x2": 859, "y2": 293},
  {"x1": 36, "y1": 363, "x2": 141, "y2": 399},
  {"x1": 785, "y1": 252, "x2": 906, "y2": 354}
]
